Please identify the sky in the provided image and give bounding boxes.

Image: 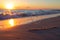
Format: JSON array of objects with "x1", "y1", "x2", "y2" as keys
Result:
[{"x1": 0, "y1": 0, "x2": 60, "y2": 9}]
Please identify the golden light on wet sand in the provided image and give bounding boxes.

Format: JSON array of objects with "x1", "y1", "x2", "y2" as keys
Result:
[
  {"x1": 9, "y1": 19, "x2": 14, "y2": 27},
  {"x1": 0, "y1": 19, "x2": 15, "y2": 30}
]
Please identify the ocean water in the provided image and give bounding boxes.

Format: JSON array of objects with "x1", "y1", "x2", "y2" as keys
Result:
[
  {"x1": 0, "y1": 9, "x2": 60, "y2": 15},
  {"x1": 12, "y1": 9, "x2": 60, "y2": 15},
  {"x1": 0, "y1": 9, "x2": 60, "y2": 20}
]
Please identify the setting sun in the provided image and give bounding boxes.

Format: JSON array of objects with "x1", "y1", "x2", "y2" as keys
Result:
[{"x1": 5, "y1": 3, "x2": 14, "y2": 9}]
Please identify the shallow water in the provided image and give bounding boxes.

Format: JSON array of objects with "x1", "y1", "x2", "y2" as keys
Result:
[{"x1": 0, "y1": 14, "x2": 60, "y2": 30}]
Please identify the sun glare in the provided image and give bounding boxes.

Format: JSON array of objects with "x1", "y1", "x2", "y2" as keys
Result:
[
  {"x1": 9, "y1": 19, "x2": 14, "y2": 26},
  {"x1": 5, "y1": 3, "x2": 14, "y2": 9}
]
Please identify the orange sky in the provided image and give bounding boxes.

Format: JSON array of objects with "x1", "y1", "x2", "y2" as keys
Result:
[{"x1": 0, "y1": 0, "x2": 60, "y2": 9}]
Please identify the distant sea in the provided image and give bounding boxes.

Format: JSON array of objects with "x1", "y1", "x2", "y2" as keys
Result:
[{"x1": 0, "y1": 9, "x2": 60, "y2": 16}]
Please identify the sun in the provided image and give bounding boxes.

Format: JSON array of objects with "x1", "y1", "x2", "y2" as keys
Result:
[{"x1": 5, "y1": 3, "x2": 14, "y2": 9}]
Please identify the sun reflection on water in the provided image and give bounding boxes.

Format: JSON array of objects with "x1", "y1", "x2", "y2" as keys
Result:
[
  {"x1": 0, "y1": 19, "x2": 15, "y2": 30},
  {"x1": 9, "y1": 19, "x2": 14, "y2": 27}
]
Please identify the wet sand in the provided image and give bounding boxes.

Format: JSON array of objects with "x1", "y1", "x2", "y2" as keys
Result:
[{"x1": 0, "y1": 15, "x2": 60, "y2": 40}]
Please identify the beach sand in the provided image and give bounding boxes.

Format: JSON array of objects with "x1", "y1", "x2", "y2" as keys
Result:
[{"x1": 0, "y1": 16, "x2": 60, "y2": 40}]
